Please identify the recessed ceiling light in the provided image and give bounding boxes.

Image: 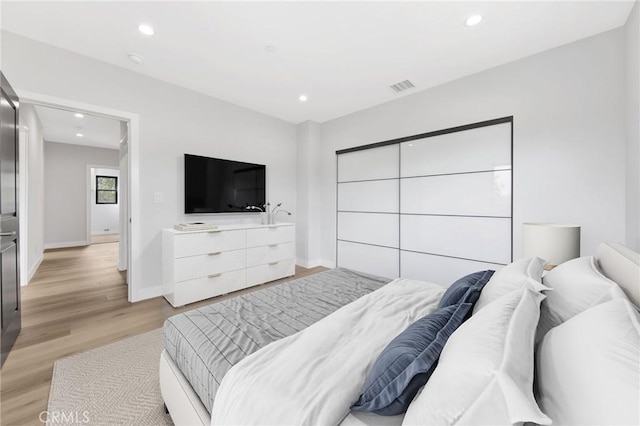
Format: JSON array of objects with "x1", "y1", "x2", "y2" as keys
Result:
[
  {"x1": 138, "y1": 24, "x2": 154, "y2": 36},
  {"x1": 76, "y1": 133, "x2": 84, "y2": 137},
  {"x1": 265, "y1": 45, "x2": 276, "y2": 53},
  {"x1": 74, "y1": 113, "x2": 84, "y2": 118},
  {"x1": 128, "y1": 54, "x2": 144, "y2": 65},
  {"x1": 465, "y1": 15, "x2": 483, "y2": 26},
  {"x1": 298, "y1": 94, "x2": 308, "y2": 102}
]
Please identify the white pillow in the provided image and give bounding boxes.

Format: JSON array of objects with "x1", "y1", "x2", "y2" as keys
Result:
[
  {"x1": 536, "y1": 298, "x2": 640, "y2": 425},
  {"x1": 472, "y1": 257, "x2": 548, "y2": 314},
  {"x1": 403, "y1": 287, "x2": 550, "y2": 426},
  {"x1": 537, "y1": 256, "x2": 627, "y2": 341}
]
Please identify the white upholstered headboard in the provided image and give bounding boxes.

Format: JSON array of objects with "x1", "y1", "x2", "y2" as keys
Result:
[{"x1": 595, "y1": 242, "x2": 640, "y2": 308}]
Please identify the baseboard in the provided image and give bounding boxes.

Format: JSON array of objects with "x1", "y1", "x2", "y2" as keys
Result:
[
  {"x1": 296, "y1": 258, "x2": 324, "y2": 269},
  {"x1": 297, "y1": 258, "x2": 337, "y2": 269},
  {"x1": 133, "y1": 285, "x2": 163, "y2": 303},
  {"x1": 44, "y1": 241, "x2": 89, "y2": 250},
  {"x1": 26, "y1": 253, "x2": 44, "y2": 285},
  {"x1": 91, "y1": 231, "x2": 120, "y2": 236}
]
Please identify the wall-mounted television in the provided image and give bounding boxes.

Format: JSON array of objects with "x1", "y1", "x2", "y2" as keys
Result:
[{"x1": 184, "y1": 154, "x2": 266, "y2": 214}]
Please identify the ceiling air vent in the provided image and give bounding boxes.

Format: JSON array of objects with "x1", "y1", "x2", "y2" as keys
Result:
[{"x1": 389, "y1": 80, "x2": 415, "y2": 93}]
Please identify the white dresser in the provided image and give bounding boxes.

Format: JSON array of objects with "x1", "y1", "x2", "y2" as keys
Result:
[{"x1": 163, "y1": 223, "x2": 296, "y2": 307}]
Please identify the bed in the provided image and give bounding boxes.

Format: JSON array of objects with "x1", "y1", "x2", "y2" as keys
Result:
[
  {"x1": 160, "y1": 242, "x2": 640, "y2": 426},
  {"x1": 160, "y1": 267, "x2": 391, "y2": 425}
]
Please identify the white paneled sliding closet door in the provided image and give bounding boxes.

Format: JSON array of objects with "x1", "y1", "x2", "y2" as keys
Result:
[
  {"x1": 336, "y1": 118, "x2": 513, "y2": 286},
  {"x1": 336, "y1": 144, "x2": 400, "y2": 278},
  {"x1": 399, "y1": 122, "x2": 512, "y2": 285}
]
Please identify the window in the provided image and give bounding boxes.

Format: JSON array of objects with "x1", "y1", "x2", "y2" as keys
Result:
[{"x1": 96, "y1": 175, "x2": 118, "y2": 204}]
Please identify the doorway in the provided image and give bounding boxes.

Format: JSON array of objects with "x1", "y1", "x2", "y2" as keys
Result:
[
  {"x1": 25, "y1": 103, "x2": 127, "y2": 284},
  {"x1": 17, "y1": 91, "x2": 139, "y2": 302},
  {"x1": 22, "y1": 102, "x2": 127, "y2": 281},
  {"x1": 88, "y1": 166, "x2": 121, "y2": 245}
]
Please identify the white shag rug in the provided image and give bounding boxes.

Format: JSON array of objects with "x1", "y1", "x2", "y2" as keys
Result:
[{"x1": 47, "y1": 329, "x2": 173, "y2": 426}]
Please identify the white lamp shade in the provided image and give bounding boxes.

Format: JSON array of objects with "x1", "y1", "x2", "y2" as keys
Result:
[{"x1": 522, "y1": 223, "x2": 580, "y2": 266}]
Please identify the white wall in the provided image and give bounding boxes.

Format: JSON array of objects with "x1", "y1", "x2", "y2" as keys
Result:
[
  {"x1": 296, "y1": 123, "x2": 311, "y2": 265},
  {"x1": 626, "y1": 1, "x2": 640, "y2": 251},
  {"x1": 19, "y1": 103, "x2": 45, "y2": 281},
  {"x1": 44, "y1": 142, "x2": 119, "y2": 247},
  {"x1": 2, "y1": 31, "x2": 297, "y2": 300},
  {"x1": 295, "y1": 121, "x2": 323, "y2": 267},
  {"x1": 91, "y1": 167, "x2": 120, "y2": 235},
  {"x1": 314, "y1": 28, "x2": 627, "y2": 266}
]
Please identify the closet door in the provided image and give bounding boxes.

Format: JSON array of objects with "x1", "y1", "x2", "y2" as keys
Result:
[
  {"x1": 336, "y1": 145, "x2": 399, "y2": 278},
  {"x1": 335, "y1": 118, "x2": 513, "y2": 286},
  {"x1": 399, "y1": 122, "x2": 512, "y2": 286}
]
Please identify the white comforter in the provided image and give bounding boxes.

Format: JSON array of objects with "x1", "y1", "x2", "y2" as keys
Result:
[{"x1": 211, "y1": 278, "x2": 445, "y2": 426}]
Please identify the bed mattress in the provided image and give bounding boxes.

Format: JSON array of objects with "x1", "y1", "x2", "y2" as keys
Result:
[{"x1": 163, "y1": 268, "x2": 390, "y2": 414}]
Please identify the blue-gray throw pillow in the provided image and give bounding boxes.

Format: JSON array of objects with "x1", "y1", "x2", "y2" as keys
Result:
[
  {"x1": 351, "y1": 302, "x2": 473, "y2": 416},
  {"x1": 438, "y1": 270, "x2": 494, "y2": 309}
]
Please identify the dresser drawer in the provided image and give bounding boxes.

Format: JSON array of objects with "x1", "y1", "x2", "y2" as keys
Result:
[
  {"x1": 173, "y1": 230, "x2": 245, "y2": 258},
  {"x1": 171, "y1": 269, "x2": 247, "y2": 306},
  {"x1": 246, "y1": 225, "x2": 295, "y2": 248},
  {"x1": 174, "y1": 249, "x2": 246, "y2": 282},
  {"x1": 246, "y1": 258, "x2": 295, "y2": 287},
  {"x1": 246, "y1": 242, "x2": 294, "y2": 268}
]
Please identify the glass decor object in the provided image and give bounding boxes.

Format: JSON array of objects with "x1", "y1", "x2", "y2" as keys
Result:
[{"x1": 260, "y1": 213, "x2": 271, "y2": 225}]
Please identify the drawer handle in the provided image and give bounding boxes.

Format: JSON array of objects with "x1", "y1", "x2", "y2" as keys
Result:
[
  {"x1": 208, "y1": 252, "x2": 222, "y2": 256},
  {"x1": 208, "y1": 230, "x2": 222, "y2": 234},
  {"x1": 268, "y1": 244, "x2": 278, "y2": 248},
  {"x1": 208, "y1": 273, "x2": 222, "y2": 278},
  {"x1": 268, "y1": 261, "x2": 279, "y2": 266}
]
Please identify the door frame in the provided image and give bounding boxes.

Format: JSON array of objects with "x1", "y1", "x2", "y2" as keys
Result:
[
  {"x1": 17, "y1": 90, "x2": 140, "y2": 303},
  {"x1": 86, "y1": 164, "x2": 120, "y2": 244},
  {"x1": 18, "y1": 127, "x2": 29, "y2": 286}
]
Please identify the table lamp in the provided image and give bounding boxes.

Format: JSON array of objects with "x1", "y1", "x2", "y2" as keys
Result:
[{"x1": 522, "y1": 223, "x2": 580, "y2": 270}]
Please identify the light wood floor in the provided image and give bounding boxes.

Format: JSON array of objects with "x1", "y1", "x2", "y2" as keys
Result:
[
  {"x1": 90, "y1": 234, "x2": 119, "y2": 244},
  {"x1": 0, "y1": 243, "x2": 326, "y2": 425}
]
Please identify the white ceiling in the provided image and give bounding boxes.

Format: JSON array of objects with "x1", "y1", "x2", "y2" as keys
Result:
[
  {"x1": 33, "y1": 105, "x2": 122, "y2": 149},
  {"x1": 3, "y1": 1, "x2": 635, "y2": 123}
]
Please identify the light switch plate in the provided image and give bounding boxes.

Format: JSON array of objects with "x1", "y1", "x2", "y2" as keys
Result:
[{"x1": 154, "y1": 192, "x2": 163, "y2": 203}]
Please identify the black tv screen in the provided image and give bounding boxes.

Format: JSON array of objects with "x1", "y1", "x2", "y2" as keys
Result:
[{"x1": 184, "y1": 154, "x2": 266, "y2": 214}]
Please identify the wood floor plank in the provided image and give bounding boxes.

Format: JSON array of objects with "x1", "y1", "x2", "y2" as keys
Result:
[{"x1": 0, "y1": 242, "x2": 326, "y2": 425}]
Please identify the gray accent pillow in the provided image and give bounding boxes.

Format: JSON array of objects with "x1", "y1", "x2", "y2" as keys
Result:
[
  {"x1": 438, "y1": 270, "x2": 494, "y2": 309},
  {"x1": 352, "y1": 302, "x2": 473, "y2": 415}
]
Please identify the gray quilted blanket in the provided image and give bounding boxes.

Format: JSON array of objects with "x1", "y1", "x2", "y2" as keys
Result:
[{"x1": 163, "y1": 268, "x2": 390, "y2": 413}]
